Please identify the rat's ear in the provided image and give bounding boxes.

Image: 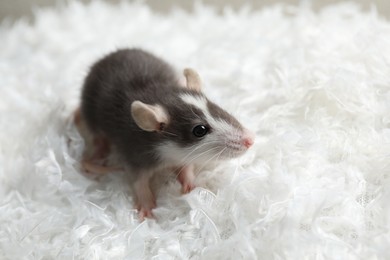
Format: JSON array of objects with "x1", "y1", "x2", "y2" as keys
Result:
[
  {"x1": 131, "y1": 101, "x2": 169, "y2": 132},
  {"x1": 183, "y1": 68, "x2": 202, "y2": 92}
]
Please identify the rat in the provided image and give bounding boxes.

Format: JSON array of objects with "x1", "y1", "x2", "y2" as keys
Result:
[{"x1": 77, "y1": 48, "x2": 255, "y2": 219}]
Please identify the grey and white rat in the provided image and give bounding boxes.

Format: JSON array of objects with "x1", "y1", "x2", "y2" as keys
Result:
[{"x1": 78, "y1": 48, "x2": 254, "y2": 219}]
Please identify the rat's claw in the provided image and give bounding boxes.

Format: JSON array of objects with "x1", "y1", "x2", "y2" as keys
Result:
[
  {"x1": 177, "y1": 164, "x2": 196, "y2": 194},
  {"x1": 138, "y1": 207, "x2": 155, "y2": 221},
  {"x1": 182, "y1": 182, "x2": 196, "y2": 194},
  {"x1": 136, "y1": 199, "x2": 156, "y2": 221},
  {"x1": 82, "y1": 161, "x2": 122, "y2": 174}
]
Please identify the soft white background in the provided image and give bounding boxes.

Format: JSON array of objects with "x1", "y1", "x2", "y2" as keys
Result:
[
  {"x1": 0, "y1": 1, "x2": 389, "y2": 259},
  {"x1": 2, "y1": 0, "x2": 390, "y2": 20}
]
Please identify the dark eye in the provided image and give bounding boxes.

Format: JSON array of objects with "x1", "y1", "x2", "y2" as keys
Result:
[{"x1": 192, "y1": 125, "x2": 209, "y2": 137}]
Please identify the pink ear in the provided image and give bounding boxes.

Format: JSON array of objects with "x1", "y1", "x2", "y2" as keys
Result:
[
  {"x1": 183, "y1": 68, "x2": 202, "y2": 92},
  {"x1": 131, "y1": 101, "x2": 169, "y2": 131}
]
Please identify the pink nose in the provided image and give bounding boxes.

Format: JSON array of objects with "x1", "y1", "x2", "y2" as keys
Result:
[
  {"x1": 243, "y1": 138, "x2": 254, "y2": 148},
  {"x1": 242, "y1": 129, "x2": 255, "y2": 148}
]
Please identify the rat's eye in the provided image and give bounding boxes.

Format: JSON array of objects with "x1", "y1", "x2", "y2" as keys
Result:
[{"x1": 192, "y1": 125, "x2": 209, "y2": 137}]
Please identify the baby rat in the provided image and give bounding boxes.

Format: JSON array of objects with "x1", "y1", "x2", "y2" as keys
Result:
[{"x1": 79, "y1": 48, "x2": 254, "y2": 219}]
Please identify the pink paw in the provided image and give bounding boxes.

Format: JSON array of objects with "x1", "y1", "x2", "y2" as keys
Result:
[
  {"x1": 137, "y1": 207, "x2": 154, "y2": 221},
  {"x1": 177, "y1": 165, "x2": 196, "y2": 194},
  {"x1": 181, "y1": 182, "x2": 196, "y2": 194},
  {"x1": 136, "y1": 200, "x2": 156, "y2": 221}
]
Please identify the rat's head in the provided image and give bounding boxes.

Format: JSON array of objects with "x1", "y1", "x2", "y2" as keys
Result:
[{"x1": 131, "y1": 68, "x2": 255, "y2": 165}]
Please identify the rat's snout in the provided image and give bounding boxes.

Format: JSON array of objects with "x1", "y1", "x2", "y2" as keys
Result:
[
  {"x1": 242, "y1": 129, "x2": 255, "y2": 148},
  {"x1": 223, "y1": 128, "x2": 255, "y2": 157}
]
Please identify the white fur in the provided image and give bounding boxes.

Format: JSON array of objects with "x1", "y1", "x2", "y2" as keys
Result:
[
  {"x1": 180, "y1": 93, "x2": 208, "y2": 111},
  {"x1": 1, "y1": 1, "x2": 389, "y2": 259},
  {"x1": 180, "y1": 93, "x2": 239, "y2": 139},
  {"x1": 156, "y1": 139, "x2": 225, "y2": 166}
]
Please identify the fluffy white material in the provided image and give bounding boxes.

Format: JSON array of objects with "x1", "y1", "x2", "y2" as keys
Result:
[{"x1": 1, "y1": 1, "x2": 389, "y2": 259}]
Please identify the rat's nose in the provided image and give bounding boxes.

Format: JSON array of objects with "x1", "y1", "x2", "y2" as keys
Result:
[
  {"x1": 243, "y1": 138, "x2": 254, "y2": 148},
  {"x1": 242, "y1": 129, "x2": 255, "y2": 148}
]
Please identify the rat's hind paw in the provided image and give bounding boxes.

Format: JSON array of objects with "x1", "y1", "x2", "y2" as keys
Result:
[{"x1": 82, "y1": 161, "x2": 122, "y2": 175}]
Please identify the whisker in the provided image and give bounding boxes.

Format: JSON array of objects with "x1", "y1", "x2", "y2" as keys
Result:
[
  {"x1": 193, "y1": 147, "x2": 226, "y2": 176},
  {"x1": 216, "y1": 147, "x2": 227, "y2": 161},
  {"x1": 159, "y1": 141, "x2": 223, "y2": 187},
  {"x1": 174, "y1": 141, "x2": 222, "y2": 170},
  {"x1": 174, "y1": 146, "x2": 222, "y2": 179},
  {"x1": 175, "y1": 146, "x2": 227, "y2": 191}
]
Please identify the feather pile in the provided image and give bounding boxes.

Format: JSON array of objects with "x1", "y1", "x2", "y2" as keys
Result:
[{"x1": 0, "y1": 1, "x2": 389, "y2": 259}]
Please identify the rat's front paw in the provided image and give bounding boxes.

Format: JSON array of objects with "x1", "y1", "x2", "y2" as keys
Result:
[
  {"x1": 136, "y1": 199, "x2": 156, "y2": 221},
  {"x1": 181, "y1": 182, "x2": 196, "y2": 194},
  {"x1": 137, "y1": 206, "x2": 155, "y2": 220},
  {"x1": 177, "y1": 165, "x2": 196, "y2": 194}
]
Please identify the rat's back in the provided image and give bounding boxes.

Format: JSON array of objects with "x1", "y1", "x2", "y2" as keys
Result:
[{"x1": 81, "y1": 48, "x2": 177, "y2": 135}]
